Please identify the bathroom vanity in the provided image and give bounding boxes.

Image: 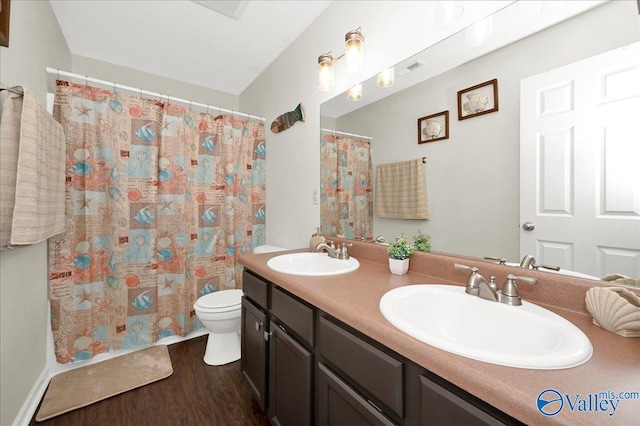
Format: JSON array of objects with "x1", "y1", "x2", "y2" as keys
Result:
[{"x1": 239, "y1": 239, "x2": 640, "y2": 425}]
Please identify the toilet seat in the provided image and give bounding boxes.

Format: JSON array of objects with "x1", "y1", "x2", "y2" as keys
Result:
[{"x1": 194, "y1": 289, "x2": 242, "y2": 313}]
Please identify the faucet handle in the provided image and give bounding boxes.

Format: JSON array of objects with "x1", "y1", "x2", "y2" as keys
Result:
[
  {"x1": 326, "y1": 240, "x2": 335, "y2": 249},
  {"x1": 501, "y1": 274, "x2": 538, "y2": 306},
  {"x1": 484, "y1": 256, "x2": 506, "y2": 264},
  {"x1": 454, "y1": 263, "x2": 478, "y2": 273},
  {"x1": 531, "y1": 262, "x2": 560, "y2": 272}
]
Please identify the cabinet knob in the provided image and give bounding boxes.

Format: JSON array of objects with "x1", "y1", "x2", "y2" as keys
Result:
[{"x1": 255, "y1": 321, "x2": 263, "y2": 331}]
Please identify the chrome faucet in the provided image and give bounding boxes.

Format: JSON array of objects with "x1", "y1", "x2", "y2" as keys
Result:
[
  {"x1": 519, "y1": 255, "x2": 560, "y2": 272},
  {"x1": 454, "y1": 263, "x2": 537, "y2": 306},
  {"x1": 315, "y1": 241, "x2": 352, "y2": 260}
]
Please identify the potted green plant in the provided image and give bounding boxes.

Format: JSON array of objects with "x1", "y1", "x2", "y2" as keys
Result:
[
  {"x1": 414, "y1": 231, "x2": 431, "y2": 253},
  {"x1": 387, "y1": 234, "x2": 415, "y2": 275}
]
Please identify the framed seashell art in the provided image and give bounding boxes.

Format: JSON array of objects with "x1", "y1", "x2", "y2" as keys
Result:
[
  {"x1": 418, "y1": 110, "x2": 449, "y2": 144},
  {"x1": 457, "y1": 78, "x2": 499, "y2": 120}
]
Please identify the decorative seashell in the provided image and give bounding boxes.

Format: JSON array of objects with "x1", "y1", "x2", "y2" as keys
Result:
[
  {"x1": 107, "y1": 186, "x2": 122, "y2": 200},
  {"x1": 157, "y1": 248, "x2": 174, "y2": 262},
  {"x1": 158, "y1": 169, "x2": 172, "y2": 182},
  {"x1": 73, "y1": 148, "x2": 90, "y2": 161},
  {"x1": 70, "y1": 161, "x2": 91, "y2": 176},
  {"x1": 110, "y1": 165, "x2": 119, "y2": 182},
  {"x1": 72, "y1": 254, "x2": 92, "y2": 269},
  {"x1": 158, "y1": 157, "x2": 171, "y2": 170},
  {"x1": 106, "y1": 275, "x2": 119, "y2": 289},
  {"x1": 310, "y1": 234, "x2": 326, "y2": 252},
  {"x1": 585, "y1": 287, "x2": 640, "y2": 337},
  {"x1": 158, "y1": 317, "x2": 173, "y2": 330},
  {"x1": 158, "y1": 236, "x2": 172, "y2": 249},
  {"x1": 109, "y1": 99, "x2": 123, "y2": 114},
  {"x1": 423, "y1": 120, "x2": 442, "y2": 138},
  {"x1": 73, "y1": 335, "x2": 93, "y2": 351},
  {"x1": 75, "y1": 240, "x2": 90, "y2": 254}
]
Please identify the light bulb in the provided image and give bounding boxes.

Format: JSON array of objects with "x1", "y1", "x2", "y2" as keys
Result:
[
  {"x1": 347, "y1": 84, "x2": 362, "y2": 102},
  {"x1": 377, "y1": 67, "x2": 395, "y2": 88},
  {"x1": 318, "y1": 54, "x2": 334, "y2": 92},
  {"x1": 345, "y1": 29, "x2": 364, "y2": 74}
]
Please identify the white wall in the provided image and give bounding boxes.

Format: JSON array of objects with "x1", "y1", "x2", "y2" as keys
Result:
[
  {"x1": 72, "y1": 55, "x2": 239, "y2": 112},
  {"x1": 336, "y1": 0, "x2": 639, "y2": 260},
  {"x1": 0, "y1": 2, "x2": 71, "y2": 425}
]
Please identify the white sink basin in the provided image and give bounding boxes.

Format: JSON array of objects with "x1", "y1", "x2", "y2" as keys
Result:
[
  {"x1": 379, "y1": 285, "x2": 592, "y2": 369},
  {"x1": 267, "y1": 252, "x2": 360, "y2": 276}
]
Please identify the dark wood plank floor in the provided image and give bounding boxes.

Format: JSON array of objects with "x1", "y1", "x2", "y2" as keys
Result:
[{"x1": 30, "y1": 336, "x2": 270, "y2": 425}]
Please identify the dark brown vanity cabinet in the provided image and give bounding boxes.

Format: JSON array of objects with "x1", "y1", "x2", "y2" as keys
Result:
[
  {"x1": 240, "y1": 269, "x2": 522, "y2": 426},
  {"x1": 240, "y1": 272, "x2": 269, "y2": 410}
]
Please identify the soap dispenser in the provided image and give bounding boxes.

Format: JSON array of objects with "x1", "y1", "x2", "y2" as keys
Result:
[{"x1": 310, "y1": 228, "x2": 326, "y2": 252}]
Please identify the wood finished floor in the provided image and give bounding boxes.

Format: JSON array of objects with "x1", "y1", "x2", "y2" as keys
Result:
[{"x1": 30, "y1": 336, "x2": 270, "y2": 425}]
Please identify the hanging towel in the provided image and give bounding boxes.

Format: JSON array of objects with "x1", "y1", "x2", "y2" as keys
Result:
[
  {"x1": 374, "y1": 158, "x2": 429, "y2": 220},
  {"x1": 0, "y1": 84, "x2": 66, "y2": 245}
]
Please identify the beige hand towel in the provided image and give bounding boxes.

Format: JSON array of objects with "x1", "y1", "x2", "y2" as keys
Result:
[
  {"x1": 0, "y1": 85, "x2": 66, "y2": 245},
  {"x1": 374, "y1": 158, "x2": 429, "y2": 220}
]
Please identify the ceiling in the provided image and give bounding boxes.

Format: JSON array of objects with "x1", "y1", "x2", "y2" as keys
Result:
[{"x1": 49, "y1": 0, "x2": 333, "y2": 95}]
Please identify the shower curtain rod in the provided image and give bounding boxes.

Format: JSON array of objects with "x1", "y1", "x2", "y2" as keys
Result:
[
  {"x1": 45, "y1": 67, "x2": 265, "y2": 122},
  {"x1": 320, "y1": 128, "x2": 372, "y2": 140}
]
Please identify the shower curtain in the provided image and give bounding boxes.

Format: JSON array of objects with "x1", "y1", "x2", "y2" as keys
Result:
[
  {"x1": 319, "y1": 130, "x2": 372, "y2": 240},
  {"x1": 48, "y1": 80, "x2": 266, "y2": 363}
]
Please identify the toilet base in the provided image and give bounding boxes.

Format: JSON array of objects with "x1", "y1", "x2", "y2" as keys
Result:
[{"x1": 203, "y1": 331, "x2": 241, "y2": 366}]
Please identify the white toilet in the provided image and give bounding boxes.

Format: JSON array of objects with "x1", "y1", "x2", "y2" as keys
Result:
[{"x1": 193, "y1": 244, "x2": 287, "y2": 365}]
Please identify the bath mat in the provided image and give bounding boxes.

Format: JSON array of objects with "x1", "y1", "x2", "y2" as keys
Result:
[{"x1": 36, "y1": 345, "x2": 173, "y2": 421}]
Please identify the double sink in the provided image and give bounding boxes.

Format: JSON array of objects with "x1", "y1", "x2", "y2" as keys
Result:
[{"x1": 266, "y1": 252, "x2": 592, "y2": 370}]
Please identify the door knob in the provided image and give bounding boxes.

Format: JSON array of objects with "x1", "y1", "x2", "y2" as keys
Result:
[{"x1": 522, "y1": 222, "x2": 535, "y2": 231}]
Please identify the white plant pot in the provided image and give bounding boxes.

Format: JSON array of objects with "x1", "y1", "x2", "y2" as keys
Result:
[{"x1": 389, "y1": 258, "x2": 410, "y2": 275}]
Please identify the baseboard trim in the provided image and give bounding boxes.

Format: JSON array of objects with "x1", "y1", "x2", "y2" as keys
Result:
[{"x1": 13, "y1": 367, "x2": 50, "y2": 426}]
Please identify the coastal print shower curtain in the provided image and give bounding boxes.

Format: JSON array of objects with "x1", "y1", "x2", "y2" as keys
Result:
[
  {"x1": 49, "y1": 80, "x2": 266, "y2": 363},
  {"x1": 319, "y1": 130, "x2": 372, "y2": 240}
]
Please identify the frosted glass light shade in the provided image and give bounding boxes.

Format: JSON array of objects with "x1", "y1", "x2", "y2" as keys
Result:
[
  {"x1": 345, "y1": 30, "x2": 364, "y2": 73},
  {"x1": 347, "y1": 84, "x2": 362, "y2": 102},
  {"x1": 377, "y1": 67, "x2": 395, "y2": 88},
  {"x1": 318, "y1": 54, "x2": 334, "y2": 92}
]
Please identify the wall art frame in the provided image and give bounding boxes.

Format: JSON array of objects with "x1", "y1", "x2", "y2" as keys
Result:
[
  {"x1": 0, "y1": 0, "x2": 10, "y2": 48},
  {"x1": 457, "y1": 78, "x2": 499, "y2": 120},
  {"x1": 418, "y1": 110, "x2": 449, "y2": 144}
]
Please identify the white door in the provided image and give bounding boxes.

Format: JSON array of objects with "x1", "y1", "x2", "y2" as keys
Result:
[{"x1": 520, "y1": 42, "x2": 640, "y2": 279}]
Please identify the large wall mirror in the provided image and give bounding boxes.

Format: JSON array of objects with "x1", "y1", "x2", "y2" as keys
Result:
[{"x1": 320, "y1": 0, "x2": 640, "y2": 283}]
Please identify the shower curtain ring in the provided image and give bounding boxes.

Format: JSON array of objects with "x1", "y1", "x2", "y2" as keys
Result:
[{"x1": 85, "y1": 75, "x2": 88, "y2": 86}]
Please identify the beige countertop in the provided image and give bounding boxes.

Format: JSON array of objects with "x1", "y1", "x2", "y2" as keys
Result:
[{"x1": 239, "y1": 240, "x2": 640, "y2": 425}]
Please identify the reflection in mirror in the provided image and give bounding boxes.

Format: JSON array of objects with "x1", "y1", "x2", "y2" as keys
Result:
[{"x1": 320, "y1": 1, "x2": 640, "y2": 283}]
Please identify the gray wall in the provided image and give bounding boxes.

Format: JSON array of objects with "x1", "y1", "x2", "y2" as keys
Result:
[
  {"x1": 72, "y1": 55, "x2": 239, "y2": 112},
  {"x1": 0, "y1": 2, "x2": 71, "y2": 425},
  {"x1": 335, "y1": 1, "x2": 639, "y2": 260}
]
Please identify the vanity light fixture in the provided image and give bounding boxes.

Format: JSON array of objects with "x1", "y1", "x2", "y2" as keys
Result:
[
  {"x1": 345, "y1": 28, "x2": 364, "y2": 73},
  {"x1": 318, "y1": 27, "x2": 364, "y2": 92},
  {"x1": 347, "y1": 83, "x2": 363, "y2": 101},
  {"x1": 318, "y1": 53, "x2": 335, "y2": 92},
  {"x1": 377, "y1": 67, "x2": 395, "y2": 88}
]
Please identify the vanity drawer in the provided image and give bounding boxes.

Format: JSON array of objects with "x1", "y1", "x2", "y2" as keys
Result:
[
  {"x1": 271, "y1": 286, "x2": 314, "y2": 346},
  {"x1": 243, "y1": 271, "x2": 268, "y2": 309},
  {"x1": 319, "y1": 316, "x2": 404, "y2": 419}
]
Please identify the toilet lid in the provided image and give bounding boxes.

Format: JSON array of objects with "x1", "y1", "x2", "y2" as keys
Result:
[{"x1": 195, "y1": 289, "x2": 243, "y2": 311}]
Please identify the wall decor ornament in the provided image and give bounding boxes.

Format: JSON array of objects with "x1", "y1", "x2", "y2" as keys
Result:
[
  {"x1": 418, "y1": 110, "x2": 449, "y2": 144},
  {"x1": 271, "y1": 103, "x2": 305, "y2": 133},
  {"x1": 457, "y1": 78, "x2": 499, "y2": 120}
]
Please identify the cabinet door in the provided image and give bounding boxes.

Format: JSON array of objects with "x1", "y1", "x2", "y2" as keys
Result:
[
  {"x1": 241, "y1": 297, "x2": 268, "y2": 410},
  {"x1": 269, "y1": 321, "x2": 313, "y2": 426},
  {"x1": 318, "y1": 363, "x2": 397, "y2": 426},
  {"x1": 420, "y1": 374, "x2": 506, "y2": 426}
]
